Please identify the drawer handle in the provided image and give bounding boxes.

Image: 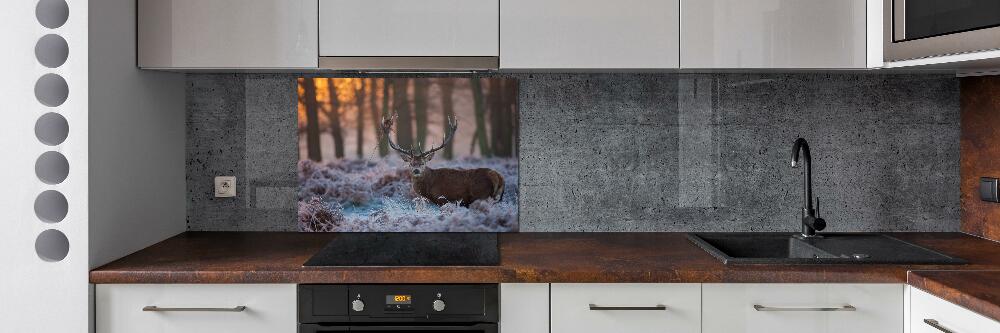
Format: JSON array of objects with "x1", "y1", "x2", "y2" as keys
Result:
[
  {"x1": 753, "y1": 304, "x2": 856, "y2": 312},
  {"x1": 589, "y1": 304, "x2": 667, "y2": 311},
  {"x1": 142, "y1": 306, "x2": 247, "y2": 312},
  {"x1": 923, "y1": 319, "x2": 955, "y2": 333}
]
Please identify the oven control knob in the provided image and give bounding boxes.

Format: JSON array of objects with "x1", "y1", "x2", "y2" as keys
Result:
[
  {"x1": 351, "y1": 299, "x2": 365, "y2": 312},
  {"x1": 432, "y1": 299, "x2": 446, "y2": 312}
]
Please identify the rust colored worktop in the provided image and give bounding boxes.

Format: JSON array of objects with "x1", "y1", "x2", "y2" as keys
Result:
[
  {"x1": 90, "y1": 232, "x2": 1000, "y2": 285},
  {"x1": 908, "y1": 270, "x2": 1000, "y2": 322}
]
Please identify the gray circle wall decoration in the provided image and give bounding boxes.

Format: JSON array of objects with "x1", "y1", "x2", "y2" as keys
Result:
[
  {"x1": 35, "y1": 112, "x2": 69, "y2": 146},
  {"x1": 34, "y1": 73, "x2": 69, "y2": 107},
  {"x1": 35, "y1": 151, "x2": 69, "y2": 184},
  {"x1": 35, "y1": 229, "x2": 69, "y2": 262},
  {"x1": 34, "y1": 190, "x2": 68, "y2": 223},
  {"x1": 35, "y1": 34, "x2": 69, "y2": 68},
  {"x1": 35, "y1": 0, "x2": 69, "y2": 29}
]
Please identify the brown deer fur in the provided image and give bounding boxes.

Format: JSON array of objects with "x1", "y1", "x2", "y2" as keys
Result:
[
  {"x1": 412, "y1": 167, "x2": 504, "y2": 206},
  {"x1": 383, "y1": 114, "x2": 505, "y2": 206}
]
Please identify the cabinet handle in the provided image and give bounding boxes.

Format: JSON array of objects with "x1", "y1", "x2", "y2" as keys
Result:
[
  {"x1": 753, "y1": 304, "x2": 856, "y2": 312},
  {"x1": 923, "y1": 319, "x2": 955, "y2": 333},
  {"x1": 589, "y1": 304, "x2": 667, "y2": 311},
  {"x1": 142, "y1": 306, "x2": 247, "y2": 312}
]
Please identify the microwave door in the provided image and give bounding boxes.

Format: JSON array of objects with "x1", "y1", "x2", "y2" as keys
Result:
[
  {"x1": 885, "y1": 0, "x2": 1000, "y2": 61},
  {"x1": 896, "y1": 0, "x2": 1000, "y2": 42}
]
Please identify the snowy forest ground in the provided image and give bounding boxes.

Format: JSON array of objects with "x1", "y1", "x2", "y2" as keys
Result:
[{"x1": 297, "y1": 157, "x2": 519, "y2": 232}]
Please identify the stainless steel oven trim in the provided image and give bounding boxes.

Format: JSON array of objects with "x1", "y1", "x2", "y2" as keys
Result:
[
  {"x1": 884, "y1": 0, "x2": 1000, "y2": 62},
  {"x1": 892, "y1": 0, "x2": 904, "y2": 41},
  {"x1": 299, "y1": 323, "x2": 498, "y2": 333}
]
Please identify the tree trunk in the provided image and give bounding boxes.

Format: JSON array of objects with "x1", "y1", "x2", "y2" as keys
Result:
[
  {"x1": 438, "y1": 79, "x2": 456, "y2": 159},
  {"x1": 374, "y1": 79, "x2": 389, "y2": 156},
  {"x1": 470, "y1": 78, "x2": 491, "y2": 157},
  {"x1": 327, "y1": 78, "x2": 345, "y2": 159},
  {"x1": 303, "y1": 79, "x2": 322, "y2": 161},
  {"x1": 506, "y1": 79, "x2": 519, "y2": 157},
  {"x1": 367, "y1": 79, "x2": 384, "y2": 157},
  {"x1": 392, "y1": 79, "x2": 414, "y2": 151},
  {"x1": 487, "y1": 79, "x2": 509, "y2": 157},
  {"x1": 354, "y1": 79, "x2": 366, "y2": 159},
  {"x1": 413, "y1": 78, "x2": 429, "y2": 150}
]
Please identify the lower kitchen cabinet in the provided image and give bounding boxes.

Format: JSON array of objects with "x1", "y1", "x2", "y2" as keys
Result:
[
  {"x1": 94, "y1": 282, "x2": 997, "y2": 333},
  {"x1": 96, "y1": 284, "x2": 297, "y2": 333},
  {"x1": 500, "y1": 283, "x2": 548, "y2": 333},
  {"x1": 551, "y1": 283, "x2": 701, "y2": 333},
  {"x1": 910, "y1": 286, "x2": 1000, "y2": 333},
  {"x1": 702, "y1": 283, "x2": 903, "y2": 333}
]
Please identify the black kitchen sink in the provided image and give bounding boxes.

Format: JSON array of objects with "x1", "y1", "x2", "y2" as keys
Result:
[{"x1": 687, "y1": 233, "x2": 966, "y2": 265}]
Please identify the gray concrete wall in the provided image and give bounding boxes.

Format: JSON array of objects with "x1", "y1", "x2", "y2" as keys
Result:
[{"x1": 186, "y1": 73, "x2": 960, "y2": 232}]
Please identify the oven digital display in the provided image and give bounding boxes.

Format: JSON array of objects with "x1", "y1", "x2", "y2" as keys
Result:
[{"x1": 386, "y1": 295, "x2": 412, "y2": 305}]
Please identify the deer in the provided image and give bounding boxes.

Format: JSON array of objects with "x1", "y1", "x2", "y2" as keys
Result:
[{"x1": 381, "y1": 114, "x2": 504, "y2": 206}]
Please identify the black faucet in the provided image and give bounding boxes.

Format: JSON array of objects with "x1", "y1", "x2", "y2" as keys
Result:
[{"x1": 791, "y1": 138, "x2": 826, "y2": 238}]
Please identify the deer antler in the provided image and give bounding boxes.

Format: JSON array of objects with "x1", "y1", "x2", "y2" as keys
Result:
[
  {"x1": 419, "y1": 115, "x2": 458, "y2": 159},
  {"x1": 381, "y1": 113, "x2": 416, "y2": 159}
]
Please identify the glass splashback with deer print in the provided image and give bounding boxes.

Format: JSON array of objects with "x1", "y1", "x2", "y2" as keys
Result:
[{"x1": 297, "y1": 78, "x2": 519, "y2": 232}]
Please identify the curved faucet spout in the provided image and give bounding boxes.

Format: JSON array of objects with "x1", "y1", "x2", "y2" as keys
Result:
[
  {"x1": 791, "y1": 138, "x2": 824, "y2": 237},
  {"x1": 791, "y1": 138, "x2": 813, "y2": 212},
  {"x1": 791, "y1": 138, "x2": 810, "y2": 168}
]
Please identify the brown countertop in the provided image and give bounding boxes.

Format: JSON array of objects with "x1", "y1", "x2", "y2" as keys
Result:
[
  {"x1": 908, "y1": 270, "x2": 1000, "y2": 322},
  {"x1": 89, "y1": 232, "x2": 1000, "y2": 320},
  {"x1": 91, "y1": 232, "x2": 1000, "y2": 284}
]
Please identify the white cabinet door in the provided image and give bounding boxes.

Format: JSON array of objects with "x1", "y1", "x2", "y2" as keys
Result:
[
  {"x1": 500, "y1": 283, "x2": 548, "y2": 333},
  {"x1": 96, "y1": 284, "x2": 297, "y2": 333},
  {"x1": 501, "y1": 0, "x2": 680, "y2": 69},
  {"x1": 680, "y1": 0, "x2": 868, "y2": 68},
  {"x1": 910, "y1": 287, "x2": 1000, "y2": 333},
  {"x1": 319, "y1": 0, "x2": 499, "y2": 57},
  {"x1": 551, "y1": 283, "x2": 700, "y2": 333},
  {"x1": 702, "y1": 283, "x2": 903, "y2": 333},
  {"x1": 138, "y1": 0, "x2": 319, "y2": 69}
]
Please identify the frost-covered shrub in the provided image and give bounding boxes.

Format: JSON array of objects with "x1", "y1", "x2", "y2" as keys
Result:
[
  {"x1": 297, "y1": 156, "x2": 518, "y2": 232},
  {"x1": 298, "y1": 197, "x2": 345, "y2": 232}
]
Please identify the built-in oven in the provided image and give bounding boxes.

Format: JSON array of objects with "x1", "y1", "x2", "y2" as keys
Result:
[
  {"x1": 884, "y1": 0, "x2": 1000, "y2": 61},
  {"x1": 299, "y1": 284, "x2": 498, "y2": 333}
]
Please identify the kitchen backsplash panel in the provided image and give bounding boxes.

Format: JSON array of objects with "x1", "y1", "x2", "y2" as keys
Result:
[
  {"x1": 960, "y1": 76, "x2": 1000, "y2": 242},
  {"x1": 186, "y1": 73, "x2": 960, "y2": 232}
]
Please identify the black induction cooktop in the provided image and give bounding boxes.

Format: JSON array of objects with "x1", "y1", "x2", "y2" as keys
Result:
[{"x1": 303, "y1": 233, "x2": 500, "y2": 266}]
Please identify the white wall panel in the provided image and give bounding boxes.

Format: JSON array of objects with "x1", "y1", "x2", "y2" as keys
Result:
[
  {"x1": 89, "y1": 0, "x2": 186, "y2": 271},
  {"x1": 0, "y1": 0, "x2": 89, "y2": 331}
]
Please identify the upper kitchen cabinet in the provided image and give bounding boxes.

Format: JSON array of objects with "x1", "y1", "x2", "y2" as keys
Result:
[
  {"x1": 501, "y1": 0, "x2": 680, "y2": 69},
  {"x1": 318, "y1": 0, "x2": 500, "y2": 70},
  {"x1": 138, "y1": 0, "x2": 319, "y2": 69},
  {"x1": 681, "y1": 0, "x2": 878, "y2": 69}
]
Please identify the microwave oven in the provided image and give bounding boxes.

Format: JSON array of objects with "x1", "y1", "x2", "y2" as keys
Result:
[{"x1": 884, "y1": 0, "x2": 1000, "y2": 62}]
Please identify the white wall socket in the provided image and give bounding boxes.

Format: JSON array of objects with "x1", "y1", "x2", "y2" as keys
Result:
[{"x1": 214, "y1": 176, "x2": 236, "y2": 198}]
